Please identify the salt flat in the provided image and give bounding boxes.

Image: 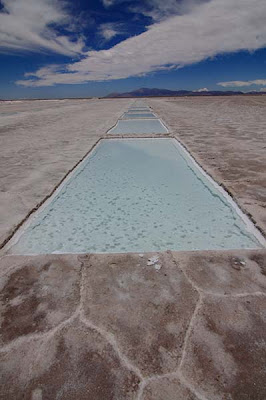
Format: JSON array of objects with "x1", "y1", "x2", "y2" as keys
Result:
[
  {"x1": 1, "y1": 96, "x2": 265, "y2": 249},
  {"x1": 1, "y1": 250, "x2": 266, "y2": 399},
  {"x1": 0, "y1": 96, "x2": 266, "y2": 399},
  {"x1": 148, "y1": 96, "x2": 266, "y2": 236},
  {"x1": 0, "y1": 98, "x2": 131, "y2": 247}
]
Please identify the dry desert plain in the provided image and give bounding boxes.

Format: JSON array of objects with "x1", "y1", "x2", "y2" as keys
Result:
[{"x1": 0, "y1": 96, "x2": 266, "y2": 399}]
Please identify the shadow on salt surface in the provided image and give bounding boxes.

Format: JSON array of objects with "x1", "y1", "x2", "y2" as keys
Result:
[{"x1": 108, "y1": 119, "x2": 169, "y2": 134}]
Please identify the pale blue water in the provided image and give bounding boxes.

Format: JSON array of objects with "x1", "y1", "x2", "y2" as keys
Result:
[
  {"x1": 11, "y1": 139, "x2": 261, "y2": 254},
  {"x1": 127, "y1": 108, "x2": 151, "y2": 112},
  {"x1": 108, "y1": 119, "x2": 168, "y2": 134},
  {"x1": 121, "y1": 112, "x2": 156, "y2": 119}
]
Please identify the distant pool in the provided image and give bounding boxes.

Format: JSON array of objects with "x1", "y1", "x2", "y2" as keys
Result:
[
  {"x1": 108, "y1": 119, "x2": 168, "y2": 134},
  {"x1": 121, "y1": 112, "x2": 156, "y2": 119},
  {"x1": 9, "y1": 138, "x2": 263, "y2": 254},
  {"x1": 127, "y1": 108, "x2": 151, "y2": 112},
  {"x1": 0, "y1": 112, "x2": 19, "y2": 117}
]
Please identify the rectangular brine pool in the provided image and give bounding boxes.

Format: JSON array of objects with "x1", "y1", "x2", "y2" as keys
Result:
[
  {"x1": 121, "y1": 112, "x2": 157, "y2": 119},
  {"x1": 108, "y1": 119, "x2": 168, "y2": 134},
  {"x1": 8, "y1": 138, "x2": 264, "y2": 254},
  {"x1": 127, "y1": 108, "x2": 151, "y2": 112}
]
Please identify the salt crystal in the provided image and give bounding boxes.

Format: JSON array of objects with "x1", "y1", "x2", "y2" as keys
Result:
[{"x1": 147, "y1": 255, "x2": 159, "y2": 266}]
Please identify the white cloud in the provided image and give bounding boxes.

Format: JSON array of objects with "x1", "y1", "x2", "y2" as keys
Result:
[
  {"x1": 218, "y1": 79, "x2": 266, "y2": 87},
  {"x1": 0, "y1": 0, "x2": 85, "y2": 56},
  {"x1": 194, "y1": 87, "x2": 209, "y2": 92},
  {"x1": 17, "y1": 0, "x2": 266, "y2": 87},
  {"x1": 101, "y1": 0, "x2": 132, "y2": 9},
  {"x1": 101, "y1": 0, "x2": 115, "y2": 6},
  {"x1": 97, "y1": 23, "x2": 123, "y2": 41}
]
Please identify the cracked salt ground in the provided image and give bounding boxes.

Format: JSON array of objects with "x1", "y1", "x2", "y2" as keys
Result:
[
  {"x1": 1, "y1": 251, "x2": 266, "y2": 399},
  {"x1": 9, "y1": 138, "x2": 262, "y2": 254}
]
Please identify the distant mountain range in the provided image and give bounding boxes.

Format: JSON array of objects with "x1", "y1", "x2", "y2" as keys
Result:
[{"x1": 104, "y1": 87, "x2": 266, "y2": 98}]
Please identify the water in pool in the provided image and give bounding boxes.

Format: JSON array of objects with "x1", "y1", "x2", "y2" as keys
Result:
[
  {"x1": 127, "y1": 108, "x2": 151, "y2": 112},
  {"x1": 10, "y1": 138, "x2": 262, "y2": 254},
  {"x1": 108, "y1": 119, "x2": 168, "y2": 134},
  {"x1": 121, "y1": 112, "x2": 156, "y2": 119}
]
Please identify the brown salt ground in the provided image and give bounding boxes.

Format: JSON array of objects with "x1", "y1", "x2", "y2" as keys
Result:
[{"x1": 0, "y1": 96, "x2": 266, "y2": 399}]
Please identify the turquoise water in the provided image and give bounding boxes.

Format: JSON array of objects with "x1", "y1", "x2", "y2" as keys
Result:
[
  {"x1": 10, "y1": 139, "x2": 261, "y2": 254},
  {"x1": 108, "y1": 119, "x2": 168, "y2": 134}
]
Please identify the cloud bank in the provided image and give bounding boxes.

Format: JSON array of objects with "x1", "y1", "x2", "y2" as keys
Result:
[
  {"x1": 15, "y1": 0, "x2": 266, "y2": 86},
  {"x1": 0, "y1": 0, "x2": 84, "y2": 56},
  {"x1": 218, "y1": 79, "x2": 266, "y2": 87}
]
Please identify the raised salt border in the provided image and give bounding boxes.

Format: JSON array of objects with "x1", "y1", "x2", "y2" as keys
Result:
[
  {"x1": 108, "y1": 119, "x2": 169, "y2": 134},
  {"x1": 8, "y1": 138, "x2": 264, "y2": 254}
]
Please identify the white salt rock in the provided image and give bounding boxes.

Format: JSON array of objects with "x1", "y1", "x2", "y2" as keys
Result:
[{"x1": 147, "y1": 256, "x2": 159, "y2": 266}]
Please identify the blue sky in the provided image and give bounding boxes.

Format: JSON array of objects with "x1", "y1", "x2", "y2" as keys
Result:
[{"x1": 0, "y1": 0, "x2": 266, "y2": 99}]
